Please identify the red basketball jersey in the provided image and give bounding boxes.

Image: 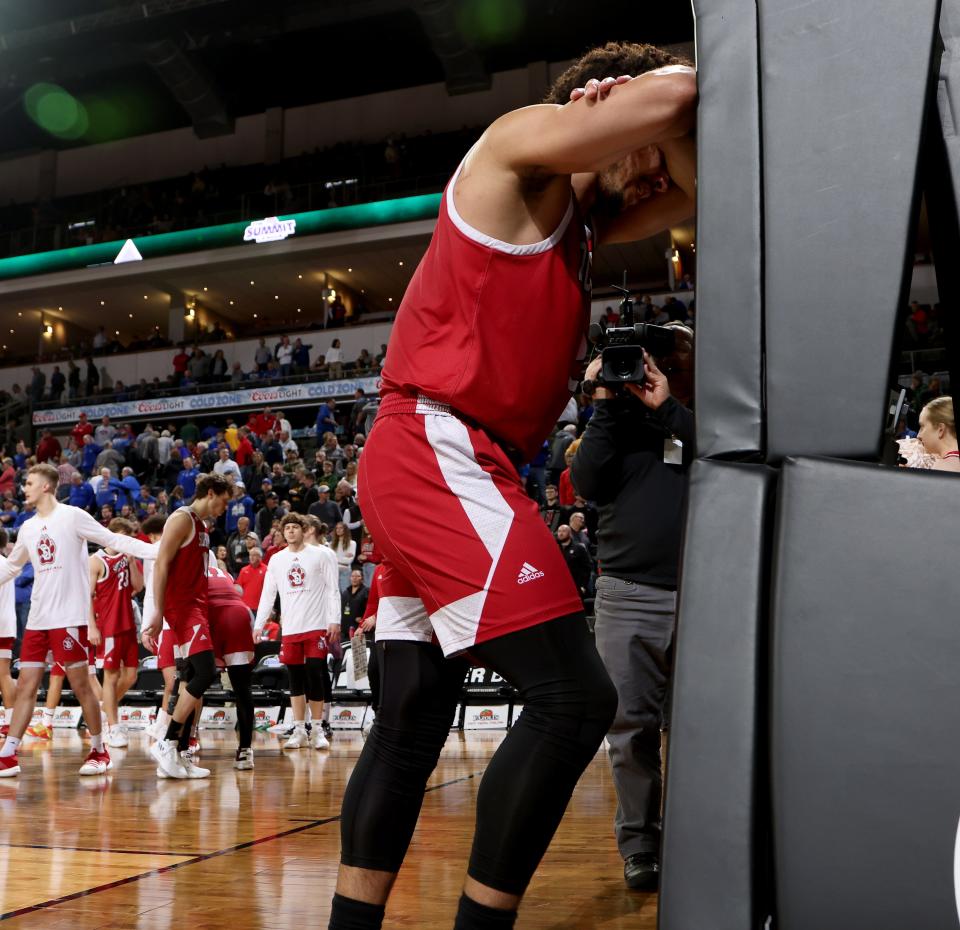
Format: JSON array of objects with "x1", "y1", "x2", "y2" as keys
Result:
[
  {"x1": 92, "y1": 551, "x2": 135, "y2": 637},
  {"x1": 165, "y1": 509, "x2": 209, "y2": 618},
  {"x1": 381, "y1": 156, "x2": 593, "y2": 461},
  {"x1": 207, "y1": 567, "x2": 244, "y2": 607}
]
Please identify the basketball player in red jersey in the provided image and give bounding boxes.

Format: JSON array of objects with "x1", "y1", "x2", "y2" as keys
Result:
[
  {"x1": 330, "y1": 43, "x2": 696, "y2": 930},
  {"x1": 206, "y1": 562, "x2": 256, "y2": 770},
  {"x1": 88, "y1": 517, "x2": 144, "y2": 749},
  {"x1": 141, "y1": 472, "x2": 231, "y2": 780}
]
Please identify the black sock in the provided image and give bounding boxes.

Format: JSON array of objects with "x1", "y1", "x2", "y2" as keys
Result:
[
  {"x1": 164, "y1": 719, "x2": 184, "y2": 743},
  {"x1": 178, "y1": 711, "x2": 195, "y2": 752},
  {"x1": 453, "y1": 894, "x2": 517, "y2": 930},
  {"x1": 328, "y1": 893, "x2": 385, "y2": 930}
]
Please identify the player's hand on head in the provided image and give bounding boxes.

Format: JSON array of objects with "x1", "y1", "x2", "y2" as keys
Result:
[{"x1": 569, "y1": 75, "x2": 632, "y2": 102}]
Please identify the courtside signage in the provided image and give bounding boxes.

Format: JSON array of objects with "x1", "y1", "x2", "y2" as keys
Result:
[
  {"x1": 243, "y1": 216, "x2": 297, "y2": 243},
  {"x1": 32, "y1": 375, "x2": 380, "y2": 426}
]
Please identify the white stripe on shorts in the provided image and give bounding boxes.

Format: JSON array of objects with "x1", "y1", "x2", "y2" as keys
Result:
[{"x1": 423, "y1": 413, "x2": 514, "y2": 654}]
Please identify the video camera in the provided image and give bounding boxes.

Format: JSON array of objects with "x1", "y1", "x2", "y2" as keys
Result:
[{"x1": 588, "y1": 277, "x2": 677, "y2": 385}]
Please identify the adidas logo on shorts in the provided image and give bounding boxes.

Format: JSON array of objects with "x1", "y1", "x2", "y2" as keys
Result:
[{"x1": 517, "y1": 562, "x2": 545, "y2": 585}]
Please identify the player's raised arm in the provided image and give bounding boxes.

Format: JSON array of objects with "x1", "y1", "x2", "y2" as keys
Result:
[
  {"x1": 488, "y1": 67, "x2": 696, "y2": 177},
  {"x1": 74, "y1": 508, "x2": 157, "y2": 562}
]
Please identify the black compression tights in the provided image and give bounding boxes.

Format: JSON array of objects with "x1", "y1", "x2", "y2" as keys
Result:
[
  {"x1": 227, "y1": 664, "x2": 254, "y2": 750},
  {"x1": 338, "y1": 612, "x2": 618, "y2": 896}
]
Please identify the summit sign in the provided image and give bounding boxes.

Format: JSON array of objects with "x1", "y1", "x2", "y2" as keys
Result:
[{"x1": 243, "y1": 216, "x2": 297, "y2": 244}]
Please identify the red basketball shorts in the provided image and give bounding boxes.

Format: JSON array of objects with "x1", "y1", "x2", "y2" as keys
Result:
[
  {"x1": 165, "y1": 603, "x2": 213, "y2": 660},
  {"x1": 0, "y1": 637, "x2": 13, "y2": 660},
  {"x1": 97, "y1": 629, "x2": 139, "y2": 671},
  {"x1": 359, "y1": 394, "x2": 583, "y2": 657},
  {"x1": 280, "y1": 630, "x2": 329, "y2": 665},
  {"x1": 21, "y1": 627, "x2": 91, "y2": 672},
  {"x1": 155, "y1": 626, "x2": 177, "y2": 670},
  {"x1": 209, "y1": 603, "x2": 255, "y2": 667}
]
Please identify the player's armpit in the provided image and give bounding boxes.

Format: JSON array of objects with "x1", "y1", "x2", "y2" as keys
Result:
[
  {"x1": 489, "y1": 68, "x2": 696, "y2": 176},
  {"x1": 596, "y1": 186, "x2": 694, "y2": 246}
]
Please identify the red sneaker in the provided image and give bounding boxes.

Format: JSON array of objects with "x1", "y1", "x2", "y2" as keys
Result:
[
  {"x1": 0, "y1": 753, "x2": 20, "y2": 777},
  {"x1": 78, "y1": 748, "x2": 112, "y2": 776}
]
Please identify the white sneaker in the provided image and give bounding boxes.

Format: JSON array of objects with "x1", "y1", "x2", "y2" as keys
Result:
[
  {"x1": 234, "y1": 748, "x2": 255, "y2": 770},
  {"x1": 284, "y1": 727, "x2": 309, "y2": 749},
  {"x1": 155, "y1": 740, "x2": 189, "y2": 779},
  {"x1": 179, "y1": 753, "x2": 210, "y2": 779},
  {"x1": 312, "y1": 730, "x2": 330, "y2": 750},
  {"x1": 107, "y1": 726, "x2": 128, "y2": 748},
  {"x1": 147, "y1": 718, "x2": 167, "y2": 742}
]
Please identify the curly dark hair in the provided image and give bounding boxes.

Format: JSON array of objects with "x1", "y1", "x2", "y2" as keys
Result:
[{"x1": 544, "y1": 42, "x2": 689, "y2": 105}]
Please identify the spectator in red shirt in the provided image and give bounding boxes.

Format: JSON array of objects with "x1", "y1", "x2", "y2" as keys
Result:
[
  {"x1": 357, "y1": 525, "x2": 381, "y2": 588},
  {"x1": 558, "y1": 439, "x2": 580, "y2": 506},
  {"x1": 71, "y1": 413, "x2": 94, "y2": 447},
  {"x1": 237, "y1": 547, "x2": 268, "y2": 612},
  {"x1": 172, "y1": 343, "x2": 190, "y2": 384},
  {"x1": 247, "y1": 406, "x2": 280, "y2": 438},
  {"x1": 35, "y1": 430, "x2": 63, "y2": 464},
  {"x1": 234, "y1": 426, "x2": 255, "y2": 466}
]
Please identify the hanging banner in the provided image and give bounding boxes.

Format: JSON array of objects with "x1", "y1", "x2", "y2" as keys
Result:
[{"x1": 32, "y1": 376, "x2": 380, "y2": 426}]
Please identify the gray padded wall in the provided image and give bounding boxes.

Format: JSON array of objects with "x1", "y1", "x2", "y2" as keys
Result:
[
  {"x1": 690, "y1": 0, "x2": 764, "y2": 458},
  {"x1": 758, "y1": 0, "x2": 941, "y2": 460},
  {"x1": 771, "y1": 457, "x2": 960, "y2": 930},
  {"x1": 659, "y1": 461, "x2": 775, "y2": 930}
]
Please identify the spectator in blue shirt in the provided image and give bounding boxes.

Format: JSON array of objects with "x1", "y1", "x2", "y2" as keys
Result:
[
  {"x1": 67, "y1": 473, "x2": 96, "y2": 511},
  {"x1": 136, "y1": 485, "x2": 157, "y2": 517},
  {"x1": 176, "y1": 457, "x2": 200, "y2": 500},
  {"x1": 80, "y1": 435, "x2": 101, "y2": 476},
  {"x1": 0, "y1": 499, "x2": 19, "y2": 528},
  {"x1": 13, "y1": 503, "x2": 35, "y2": 530},
  {"x1": 225, "y1": 484, "x2": 255, "y2": 534},
  {"x1": 316, "y1": 401, "x2": 337, "y2": 437},
  {"x1": 119, "y1": 466, "x2": 141, "y2": 501}
]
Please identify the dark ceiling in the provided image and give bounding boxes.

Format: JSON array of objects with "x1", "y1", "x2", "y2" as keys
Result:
[{"x1": 0, "y1": 0, "x2": 694, "y2": 155}]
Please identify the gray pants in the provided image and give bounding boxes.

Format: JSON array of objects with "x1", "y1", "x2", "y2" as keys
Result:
[{"x1": 594, "y1": 575, "x2": 675, "y2": 859}]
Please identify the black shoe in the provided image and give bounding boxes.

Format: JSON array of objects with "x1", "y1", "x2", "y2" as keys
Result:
[
  {"x1": 321, "y1": 720, "x2": 332, "y2": 738},
  {"x1": 624, "y1": 853, "x2": 659, "y2": 891}
]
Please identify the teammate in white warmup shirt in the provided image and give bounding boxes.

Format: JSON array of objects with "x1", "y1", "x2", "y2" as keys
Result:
[
  {"x1": 0, "y1": 464, "x2": 154, "y2": 777},
  {"x1": 0, "y1": 529, "x2": 17, "y2": 739},
  {"x1": 255, "y1": 514, "x2": 340, "y2": 750}
]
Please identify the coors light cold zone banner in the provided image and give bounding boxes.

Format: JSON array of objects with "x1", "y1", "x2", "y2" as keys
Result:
[{"x1": 32, "y1": 376, "x2": 381, "y2": 427}]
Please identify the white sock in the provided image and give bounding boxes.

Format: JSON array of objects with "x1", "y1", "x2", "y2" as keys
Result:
[
  {"x1": 90, "y1": 733, "x2": 104, "y2": 752},
  {"x1": 293, "y1": 719, "x2": 306, "y2": 729},
  {"x1": 0, "y1": 736, "x2": 20, "y2": 757},
  {"x1": 42, "y1": 708, "x2": 54, "y2": 728}
]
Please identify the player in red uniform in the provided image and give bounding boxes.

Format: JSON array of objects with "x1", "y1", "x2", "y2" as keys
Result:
[
  {"x1": 88, "y1": 518, "x2": 144, "y2": 749},
  {"x1": 206, "y1": 562, "x2": 256, "y2": 770},
  {"x1": 141, "y1": 473, "x2": 230, "y2": 780},
  {"x1": 330, "y1": 43, "x2": 696, "y2": 930},
  {"x1": 0, "y1": 529, "x2": 17, "y2": 739},
  {"x1": 139, "y1": 516, "x2": 179, "y2": 745}
]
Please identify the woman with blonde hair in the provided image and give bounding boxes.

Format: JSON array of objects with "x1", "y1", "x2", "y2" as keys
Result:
[{"x1": 917, "y1": 396, "x2": 959, "y2": 473}]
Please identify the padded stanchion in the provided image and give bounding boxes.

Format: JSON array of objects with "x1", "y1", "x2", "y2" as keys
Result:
[
  {"x1": 659, "y1": 460, "x2": 776, "y2": 930},
  {"x1": 771, "y1": 457, "x2": 960, "y2": 930},
  {"x1": 690, "y1": 0, "x2": 764, "y2": 458},
  {"x1": 758, "y1": 0, "x2": 941, "y2": 459}
]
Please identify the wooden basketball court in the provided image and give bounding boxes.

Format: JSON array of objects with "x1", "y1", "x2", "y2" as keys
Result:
[{"x1": 0, "y1": 729, "x2": 657, "y2": 929}]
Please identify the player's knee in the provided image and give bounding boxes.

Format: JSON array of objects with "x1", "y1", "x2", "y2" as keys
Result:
[
  {"x1": 287, "y1": 663, "x2": 307, "y2": 696},
  {"x1": 184, "y1": 652, "x2": 217, "y2": 698},
  {"x1": 523, "y1": 664, "x2": 618, "y2": 753},
  {"x1": 305, "y1": 658, "x2": 327, "y2": 702}
]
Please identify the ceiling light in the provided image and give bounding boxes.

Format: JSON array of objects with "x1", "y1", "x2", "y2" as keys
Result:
[
  {"x1": 58, "y1": 306, "x2": 62, "y2": 311},
  {"x1": 347, "y1": 267, "x2": 353, "y2": 273},
  {"x1": 143, "y1": 295, "x2": 148, "y2": 300},
  {"x1": 298, "y1": 274, "x2": 303, "y2": 279},
  {"x1": 249, "y1": 280, "x2": 255, "y2": 286},
  {"x1": 388, "y1": 297, "x2": 393, "y2": 302},
  {"x1": 114, "y1": 330, "x2": 120, "y2": 335},
  {"x1": 8, "y1": 329, "x2": 13, "y2": 334},
  {"x1": 128, "y1": 313, "x2": 133, "y2": 318},
  {"x1": 43, "y1": 324, "x2": 53, "y2": 337},
  {"x1": 253, "y1": 313, "x2": 258, "y2": 318},
  {"x1": 203, "y1": 286, "x2": 208, "y2": 292},
  {"x1": 17, "y1": 312, "x2": 21, "y2": 317},
  {"x1": 296, "y1": 308, "x2": 301, "y2": 313},
  {"x1": 398, "y1": 261, "x2": 404, "y2": 266},
  {"x1": 100, "y1": 300, "x2": 105, "y2": 306},
  {"x1": 229, "y1": 300, "x2": 235, "y2": 306}
]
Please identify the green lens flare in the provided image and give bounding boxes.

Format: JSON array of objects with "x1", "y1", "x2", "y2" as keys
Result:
[
  {"x1": 458, "y1": 0, "x2": 525, "y2": 44},
  {"x1": 23, "y1": 82, "x2": 89, "y2": 140}
]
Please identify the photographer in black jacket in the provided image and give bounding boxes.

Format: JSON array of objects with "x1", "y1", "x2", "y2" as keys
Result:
[{"x1": 570, "y1": 323, "x2": 693, "y2": 892}]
